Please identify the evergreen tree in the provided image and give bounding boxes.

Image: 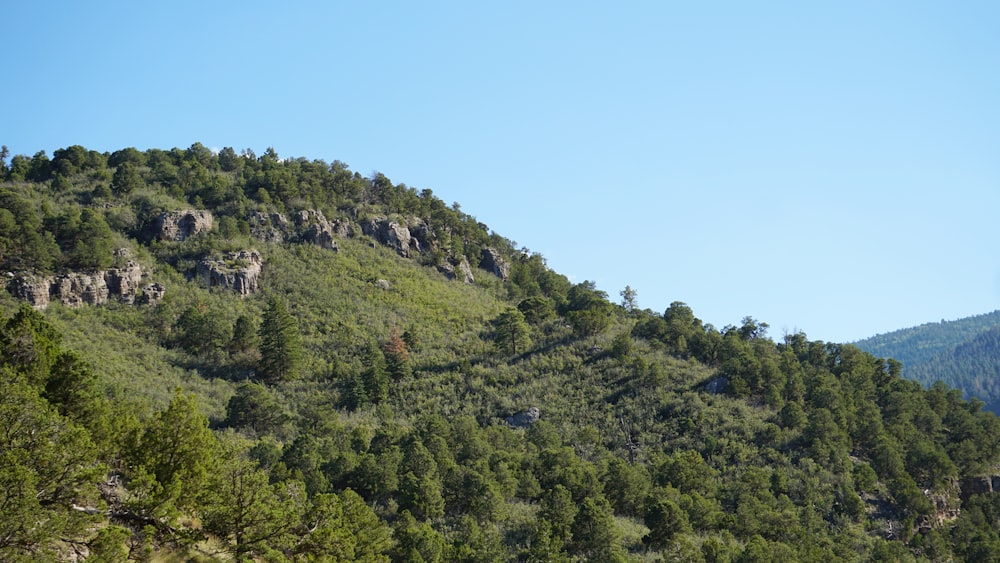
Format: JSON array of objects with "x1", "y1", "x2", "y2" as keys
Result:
[
  {"x1": 383, "y1": 326, "x2": 412, "y2": 380},
  {"x1": 361, "y1": 344, "x2": 389, "y2": 404},
  {"x1": 494, "y1": 307, "x2": 531, "y2": 355},
  {"x1": 110, "y1": 161, "x2": 143, "y2": 196},
  {"x1": 257, "y1": 296, "x2": 302, "y2": 385}
]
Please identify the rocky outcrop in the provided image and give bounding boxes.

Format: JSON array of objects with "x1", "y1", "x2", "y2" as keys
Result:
[
  {"x1": 480, "y1": 247, "x2": 511, "y2": 281},
  {"x1": 408, "y1": 219, "x2": 433, "y2": 253},
  {"x1": 52, "y1": 272, "x2": 110, "y2": 308},
  {"x1": 295, "y1": 209, "x2": 339, "y2": 251},
  {"x1": 150, "y1": 210, "x2": 213, "y2": 241},
  {"x1": 362, "y1": 217, "x2": 415, "y2": 257},
  {"x1": 8, "y1": 272, "x2": 53, "y2": 308},
  {"x1": 437, "y1": 256, "x2": 475, "y2": 284},
  {"x1": 105, "y1": 261, "x2": 144, "y2": 304},
  {"x1": 196, "y1": 250, "x2": 262, "y2": 296},
  {"x1": 505, "y1": 407, "x2": 540, "y2": 429},
  {"x1": 138, "y1": 283, "x2": 166, "y2": 305},
  {"x1": 959, "y1": 475, "x2": 1000, "y2": 502},
  {"x1": 249, "y1": 211, "x2": 290, "y2": 243},
  {"x1": 8, "y1": 255, "x2": 157, "y2": 309}
]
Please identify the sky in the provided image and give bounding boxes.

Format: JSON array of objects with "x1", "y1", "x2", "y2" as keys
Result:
[{"x1": 3, "y1": 1, "x2": 999, "y2": 343}]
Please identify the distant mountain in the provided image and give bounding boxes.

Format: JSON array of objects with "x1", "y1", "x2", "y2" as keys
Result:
[{"x1": 854, "y1": 311, "x2": 1000, "y2": 411}]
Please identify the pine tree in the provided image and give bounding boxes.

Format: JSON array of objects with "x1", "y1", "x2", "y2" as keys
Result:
[
  {"x1": 257, "y1": 296, "x2": 302, "y2": 385},
  {"x1": 383, "y1": 326, "x2": 412, "y2": 381},
  {"x1": 361, "y1": 344, "x2": 389, "y2": 404},
  {"x1": 494, "y1": 307, "x2": 531, "y2": 356}
]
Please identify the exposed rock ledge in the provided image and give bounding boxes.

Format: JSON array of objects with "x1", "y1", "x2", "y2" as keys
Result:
[
  {"x1": 149, "y1": 209, "x2": 214, "y2": 241},
  {"x1": 8, "y1": 260, "x2": 162, "y2": 310},
  {"x1": 196, "y1": 250, "x2": 263, "y2": 296}
]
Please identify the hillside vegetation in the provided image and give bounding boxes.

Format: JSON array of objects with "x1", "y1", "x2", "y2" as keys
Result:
[
  {"x1": 855, "y1": 311, "x2": 1000, "y2": 413},
  {"x1": 2, "y1": 144, "x2": 1000, "y2": 562}
]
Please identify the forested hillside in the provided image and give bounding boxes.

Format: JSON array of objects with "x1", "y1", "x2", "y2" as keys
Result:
[
  {"x1": 855, "y1": 312, "x2": 1000, "y2": 413},
  {"x1": 2, "y1": 144, "x2": 1000, "y2": 562}
]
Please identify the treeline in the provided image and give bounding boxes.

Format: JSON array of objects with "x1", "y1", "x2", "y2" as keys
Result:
[{"x1": 3, "y1": 144, "x2": 1000, "y2": 561}]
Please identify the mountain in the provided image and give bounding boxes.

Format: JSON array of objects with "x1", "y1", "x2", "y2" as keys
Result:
[
  {"x1": 3, "y1": 143, "x2": 1000, "y2": 561},
  {"x1": 854, "y1": 311, "x2": 1000, "y2": 412}
]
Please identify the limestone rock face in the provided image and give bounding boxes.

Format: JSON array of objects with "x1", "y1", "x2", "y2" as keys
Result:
[
  {"x1": 330, "y1": 218, "x2": 354, "y2": 238},
  {"x1": 8, "y1": 273, "x2": 53, "y2": 309},
  {"x1": 249, "y1": 212, "x2": 290, "y2": 243},
  {"x1": 480, "y1": 247, "x2": 510, "y2": 281},
  {"x1": 105, "y1": 262, "x2": 144, "y2": 304},
  {"x1": 151, "y1": 210, "x2": 214, "y2": 241},
  {"x1": 456, "y1": 256, "x2": 475, "y2": 284},
  {"x1": 52, "y1": 273, "x2": 110, "y2": 307},
  {"x1": 197, "y1": 250, "x2": 263, "y2": 296},
  {"x1": 8, "y1": 257, "x2": 156, "y2": 310}
]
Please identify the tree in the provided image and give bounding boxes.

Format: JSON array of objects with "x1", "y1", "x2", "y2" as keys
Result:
[
  {"x1": 0, "y1": 377, "x2": 103, "y2": 560},
  {"x1": 225, "y1": 382, "x2": 286, "y2": 436},
  {"x1": 201, "y1": 444, "x2": 307, "y2": 560},
  {"x1": 383, "y1": 326, "x2": 411, "y2": 381},
  {"x1": 643, "y1": 497, "x2": 691, "y2": 549},
  {"x1": 570, "y1": 496, "x2": 624, "y2": 561},
  {"x1": 257, "y1": 296, "x2": 303, "y2": 384},
  {"x1": 620, "y1": 285, "x2": 638, "y2": 313},
  {"x1": 129, "y1": 390, "x2": 218, "y2": 519},
  {"x1": 361, "y1": 344, "x2": 389, "y2": 404},
  {"x1": 493, "y1": 307, "x2": 531, "y2": 355},
  {"x1": 111, "y1": 161, "x2": 143, "y2": 196}
]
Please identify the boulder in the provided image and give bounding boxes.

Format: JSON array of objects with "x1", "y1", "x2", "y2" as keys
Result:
[
  {"x1": 197, "y1": 250, "x2": 263, "y2": 296},
  {"x1": 505, "y1": 407, "x2": 541, "y2": 429},
  {"x1": 151, "y1": 209, "x2": 214, "y2": 241},
  {"x1": 480, "y1": 247, "x2": 510, "y2": 281}
]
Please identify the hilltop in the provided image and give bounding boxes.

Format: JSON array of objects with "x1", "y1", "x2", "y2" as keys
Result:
[{"x1": 2, "y1": 144, "x2": 1000, "y2": 561}]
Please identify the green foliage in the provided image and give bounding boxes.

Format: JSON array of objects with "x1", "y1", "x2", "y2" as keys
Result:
[
  {"x1": 128, "y1": 389, "x2": 219, "y2": 519},
  {"x1": 257, "y1": 295, "x2": 303, "y2": 384},
  {"x1": 3, "y1": 144, "x2": 1000, "y2": 561},
  {"x1": 493, "y1": 306, "x2": 531, "y2": 355},
  {"x1": 225, "y1": 381, "x2": 287, "y2": 436}
]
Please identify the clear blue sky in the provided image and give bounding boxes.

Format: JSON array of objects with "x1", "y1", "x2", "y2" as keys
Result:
[{"x1": 4, "y1": 1, "x2": 999, "y2": 343}]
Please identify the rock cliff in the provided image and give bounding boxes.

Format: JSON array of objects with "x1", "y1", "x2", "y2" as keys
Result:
[
  {"x1": 7, "y1": 257, "x2": 159, "y2": 309},
  {"x1": 150, "y1": 209, "x2": 214, "y2": 241},
  {"x1": 480, "y1": 247, "x2": 511, "y2": 281},
  {"x1": 196, "y1": 250, "x2": 263, "y2": 296},
  {"x1": 362, "y1": 217, "x2": 415, "y2": 257}
]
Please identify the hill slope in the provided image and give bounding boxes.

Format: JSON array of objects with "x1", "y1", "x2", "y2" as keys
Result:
[{"x1": 3, "y1": 144, "x2": 1000, "y2": 561}]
